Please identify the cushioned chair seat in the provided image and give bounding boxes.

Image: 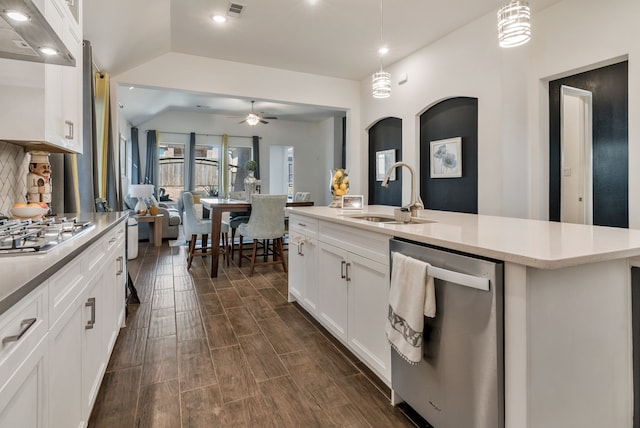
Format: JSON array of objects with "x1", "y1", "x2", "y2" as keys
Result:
[{"x1": 238, "y1": 195, "x2": 287, "y2": 276}]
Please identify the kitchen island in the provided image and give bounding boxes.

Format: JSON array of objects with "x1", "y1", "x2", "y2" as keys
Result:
[{"x1": 287, "y1": 205, "x2": 640, "y2": 428}]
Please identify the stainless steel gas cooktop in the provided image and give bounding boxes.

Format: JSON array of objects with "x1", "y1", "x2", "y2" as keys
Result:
[{"x1": 0, "y1": 216, "x2": 94, "y2": 256}]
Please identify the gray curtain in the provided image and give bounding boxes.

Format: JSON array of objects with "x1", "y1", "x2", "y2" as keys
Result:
[
  {"x1": 144, "y1": 130, "x2": 157, "y2": 193},
  {"x1": 105, "y1": 102, "x2": 120, "y2": 209},
  {"x1": 131, "y1": 127, "x2": 141, "y2": 184},
  {"x1": 186, "y1": 132, "x2": 196, "y2": 190},
  {"x1": 252, "y1": 135, "x2": 260, "y2": 179}
]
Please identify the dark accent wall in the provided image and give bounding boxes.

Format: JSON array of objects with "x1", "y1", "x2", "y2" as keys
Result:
[
  {"x1": 420, "y1": 97, "x2": 478, "y2": 214},
  {"x1": 549, "y1": 61, "x2": 628, "y2": 228},
  {"x1": 368, "y1": 118, "x2": 402, "y2": 206}
]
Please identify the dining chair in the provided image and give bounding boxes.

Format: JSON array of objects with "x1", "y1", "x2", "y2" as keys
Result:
[
  {"x1": 237, "y1": 194, "x2": 287, "y2": 276},
  {"x1": 183, "y1": 191, "x2": 230, "y2": 269}
]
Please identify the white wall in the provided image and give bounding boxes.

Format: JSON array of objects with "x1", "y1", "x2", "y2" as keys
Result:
[
  {"x1": 134, "y1": 110, "x2": 335, "y2": 205},
  {"x1": 360, "y1": 0, "x2": 640, "y2": 224}
]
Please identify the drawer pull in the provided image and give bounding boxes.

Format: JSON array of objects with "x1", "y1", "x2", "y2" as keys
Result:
[
  {"x1": 297, "y1": 222, "x2": 307, "y2": 227},
  {"x1": 341, "y1": 260, "x2": 346, "y2": 279},
  {"x1": 2, "y1": 318, "x2": 37, "y2": 346},
  {"x1": 345, "y1": 262, "x2": 351, "y2": 282},
  {"x1": 64, "y1": 120, "x2": 74, "y2": 140},
  {"x1": 117, "y1": 256, "x2": 124, "y2": 275},
  {"x1": 85, "y1": 298, "x2": 96, "y2": 329}
]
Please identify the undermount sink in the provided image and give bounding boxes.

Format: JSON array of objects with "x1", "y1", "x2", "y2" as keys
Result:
[{"x1": 346, "y1": 214, "x2": 435, "y2": 225}]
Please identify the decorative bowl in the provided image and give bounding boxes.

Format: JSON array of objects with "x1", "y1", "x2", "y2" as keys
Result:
[{"x1": 10, "y1": 206, "x2": 49, "y2": 219}]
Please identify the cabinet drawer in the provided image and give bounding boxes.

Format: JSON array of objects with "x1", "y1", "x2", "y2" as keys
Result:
[
  {"x1": 83, "y1": 237, "x2": 106, "y2": 273},
  {"x1": 49, "y1": 256, "x2": 84, "y2": 325},
  {"x1": 0, "y1": 286, "x2": 48, "y2": 389},
  {"x1": 105, "y1": 224, "x2": 124, "y2": 253},
  {"x1": 289, "y1": 215, "x2": 318, "y2": 238},
  {"x1": 319, "y1": 221, "x2": 389, "y2": 265}
]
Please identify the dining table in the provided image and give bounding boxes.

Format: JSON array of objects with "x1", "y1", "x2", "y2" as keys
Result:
[{"x1": 200, "y1": 197, "x2": 314, "y2": 277}]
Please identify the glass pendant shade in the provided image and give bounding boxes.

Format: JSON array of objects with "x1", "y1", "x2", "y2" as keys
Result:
[
  {"x1": 372, "y1": 71, "x2": 391, "y2": 99},
  {"x1": 497, "y1": 0, "x2": 531, "y2": 48}
]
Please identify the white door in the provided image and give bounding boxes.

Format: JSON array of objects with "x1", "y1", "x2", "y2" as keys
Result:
[
  {"x1": 347, "y1": 252, "x2": 391, "y2": 381},
  {"x1": 561, "y1": 85, "x2": 593, "y2": 224},
  {"x1": 317, "y1": 242, "x2": 348, "y2": 341},
  {"x1": 82, "y1": 272, "x2": 105, "y2": 420},
  {"x1": 301, "y1": 237, "x2": 319, "y2": 314},
  {"x1": 288, "y1": 229, "x2": 305, "y2": 302}
]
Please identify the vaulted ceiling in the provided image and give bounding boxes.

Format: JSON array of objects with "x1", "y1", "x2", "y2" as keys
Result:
[{"x1": 84, "y1": 0, "x2": 561, "y2": 126}]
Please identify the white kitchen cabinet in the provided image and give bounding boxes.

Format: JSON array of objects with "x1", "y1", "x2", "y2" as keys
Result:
[
  {"x1": 290, "y1": 215, "x2": 391, "y2": 383},
  {"x1": 317, "y1": 242, "x2": 349, "y2": 341},
  {"x1": 48, "y1": 221, "x2": 126, "y2": 427},
  {"x1": 82, "y1": 269, "x2": 105, "y2": 419},
  {"x1": 347, "y1": 251, "x2": 390, "y2": 381},
  {"x1": 0, "y1": 286, "x2": 48, "y2": 428},
  {"x1": 0, "y1": 0, "x2": 82, "y2": 153},
  {"x1": 288, "y1": 215, "x2": 319, "y2": 314},
  {"x1": 317, "y1": 241, "x2": 390, "y2": 380}
]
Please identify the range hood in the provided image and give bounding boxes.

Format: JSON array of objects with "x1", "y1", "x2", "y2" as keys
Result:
[{"x1": 0, "y1": 0, "x2": 75, "y2": 66}]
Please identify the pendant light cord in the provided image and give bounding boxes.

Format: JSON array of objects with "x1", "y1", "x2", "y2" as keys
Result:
[{"x1": 379, "y1": 0, "x2": 384, "y2": 72}]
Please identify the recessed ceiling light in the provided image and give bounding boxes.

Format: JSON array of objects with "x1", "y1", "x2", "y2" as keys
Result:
[
  {"x1": 211, "y1": 15, "x2": 227, "y2": 23},
  {"x1": 129, "y1": 86, "x2": 135, "y2": 90},
  {"x1": 4, "y1": 9, "x2": 30, "y2": 22},
  {"x1": 378, "y1": 46, "x2": 389, "y2": 55},
  {"x1": 39, "y1": 47, "x2": 59, "y2": 56}
]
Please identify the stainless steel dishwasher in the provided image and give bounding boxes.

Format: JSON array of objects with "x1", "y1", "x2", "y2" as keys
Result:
[{"x1": 389, "y1": 238, "x2": 504, "y2": 428}]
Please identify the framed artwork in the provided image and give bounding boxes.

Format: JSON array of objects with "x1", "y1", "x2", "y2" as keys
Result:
[
  {"x1": 342, "y1": 195, "x2": 364, "y2": 210},
  {"x1": 376, "y1": 149, "x2": 396, "y2": 181},
  {"x1": 430, "y1": 137, "x2": 462, "y2": 178}
]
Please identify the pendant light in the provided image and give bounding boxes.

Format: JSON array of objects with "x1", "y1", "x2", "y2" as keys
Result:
[
  {"x1": 372, "y1": 0, "x2": 391, "y2": 98},
  {"x1": 497, "y1": 0, "x2": 531, "y2": 48}
]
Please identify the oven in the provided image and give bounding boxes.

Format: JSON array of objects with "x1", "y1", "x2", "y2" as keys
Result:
[{"x1": 389, "y1": 237, "x2": 504, "y2": 428}]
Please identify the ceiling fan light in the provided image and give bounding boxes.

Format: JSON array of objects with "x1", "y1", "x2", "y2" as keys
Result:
[
  {"x1": 372, "y1": 71, "x2": 391, "y2": 99},
  {"x1": 497, "y1": 0, "x2": 531, "y2": 48},
  {"x1": 246, "y1": 113, "x2": 260, "y2": 126}
]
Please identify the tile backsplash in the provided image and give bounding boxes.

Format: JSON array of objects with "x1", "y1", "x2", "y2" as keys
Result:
[{"x1": 0, "y1": 141, "x2": 29, "y2": 216}]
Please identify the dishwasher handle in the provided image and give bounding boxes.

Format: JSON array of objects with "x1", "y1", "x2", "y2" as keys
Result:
[{"x1": 427, "y1": 265, "x2": 490, "y2": 292}]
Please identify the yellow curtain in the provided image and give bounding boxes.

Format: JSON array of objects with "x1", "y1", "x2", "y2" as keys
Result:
[{"x1": 94, "y1": 72, "x2": 110, "y2": 198}]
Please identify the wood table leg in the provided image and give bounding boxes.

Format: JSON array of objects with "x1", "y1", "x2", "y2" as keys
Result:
[
  {"x1": 210, "y1": 209, "x2": 222, "y2": 277},
  {"x1": 153, "y1": 217, "x2": 162, "y2": 247}
]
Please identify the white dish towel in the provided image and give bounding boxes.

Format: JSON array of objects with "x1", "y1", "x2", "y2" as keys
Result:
[{"x1": 386, "y1": 251, "x2": 436, "y2": 364}]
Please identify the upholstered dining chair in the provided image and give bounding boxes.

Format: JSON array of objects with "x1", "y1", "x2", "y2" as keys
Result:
[
  {"x1": 238, "y1": 194, "x2": 287, "y2": 276},
  {"x1": 183, "y1": 191, "x2": 230, "y2": 269}
]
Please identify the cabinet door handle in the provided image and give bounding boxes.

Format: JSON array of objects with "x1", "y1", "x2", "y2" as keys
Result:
[
  {"x1": 2, "y1": 318, "x2": 37, "y2": 346},
  {"x1": 345, "y1": 262, "x2": 351, "y2": 282},
  {"x1": 298, "y1": 242, "x2": 304, "y2": 256},
  {"x1": 117, "y1": 256, "x2": 124, "y2": 275},
  {"x1": 341, "y1": 260, "x2": 346, "y2": 279},
  {"x1": 64, "y1": 121, "x2": 74, "y2": 140},
  {"x1": 85, "y1": 297, "x2": 96, "y2": 329}
]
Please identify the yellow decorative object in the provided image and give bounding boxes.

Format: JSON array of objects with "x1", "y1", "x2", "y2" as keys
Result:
[
  {"x1": 329, "y1": 168, "x2": 349, "y2": 207},
  {"x1": 149, "y1": 205, "x2": 159, "y2": 216}
]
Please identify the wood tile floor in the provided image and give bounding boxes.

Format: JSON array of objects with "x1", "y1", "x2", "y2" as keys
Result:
[{"x1": 88, "y1": 241, "x2": 417, "y2": 428}]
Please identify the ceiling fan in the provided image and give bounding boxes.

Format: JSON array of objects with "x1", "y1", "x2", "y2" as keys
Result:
[{"x1": 237, "y1": 100, "x2": 278, "y2": 126}]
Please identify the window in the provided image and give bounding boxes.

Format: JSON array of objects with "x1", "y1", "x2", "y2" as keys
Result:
[
  {"x1": 157, "y1": 142, "x2": 185, "y2": 201},
  {"x1": 194, "y1": 145, "x2": 220, "y2": 196},
  {"x1": 227, "y1": 146, "x2": 252, "y2": 195}
]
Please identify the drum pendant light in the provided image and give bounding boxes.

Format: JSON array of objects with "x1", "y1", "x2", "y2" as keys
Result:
[
  {"x1": 497, "y1": 0, "x2": 531, "y2": 48},
  {"x1": 372, "y1": 0, "x2": 391, "y2": 98}
]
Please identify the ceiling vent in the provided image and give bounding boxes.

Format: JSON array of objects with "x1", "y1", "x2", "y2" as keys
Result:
[{"x1": 227, "y1": 2, "x2": 244, "y2": 18}]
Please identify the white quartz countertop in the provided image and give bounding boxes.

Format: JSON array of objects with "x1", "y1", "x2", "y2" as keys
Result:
[
  {"x1": 0, "y1": 212, "x2": 128, "y2": 315},
  {"x1": 288, "y1": 205, "x2": 640, "y2": 269}
]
